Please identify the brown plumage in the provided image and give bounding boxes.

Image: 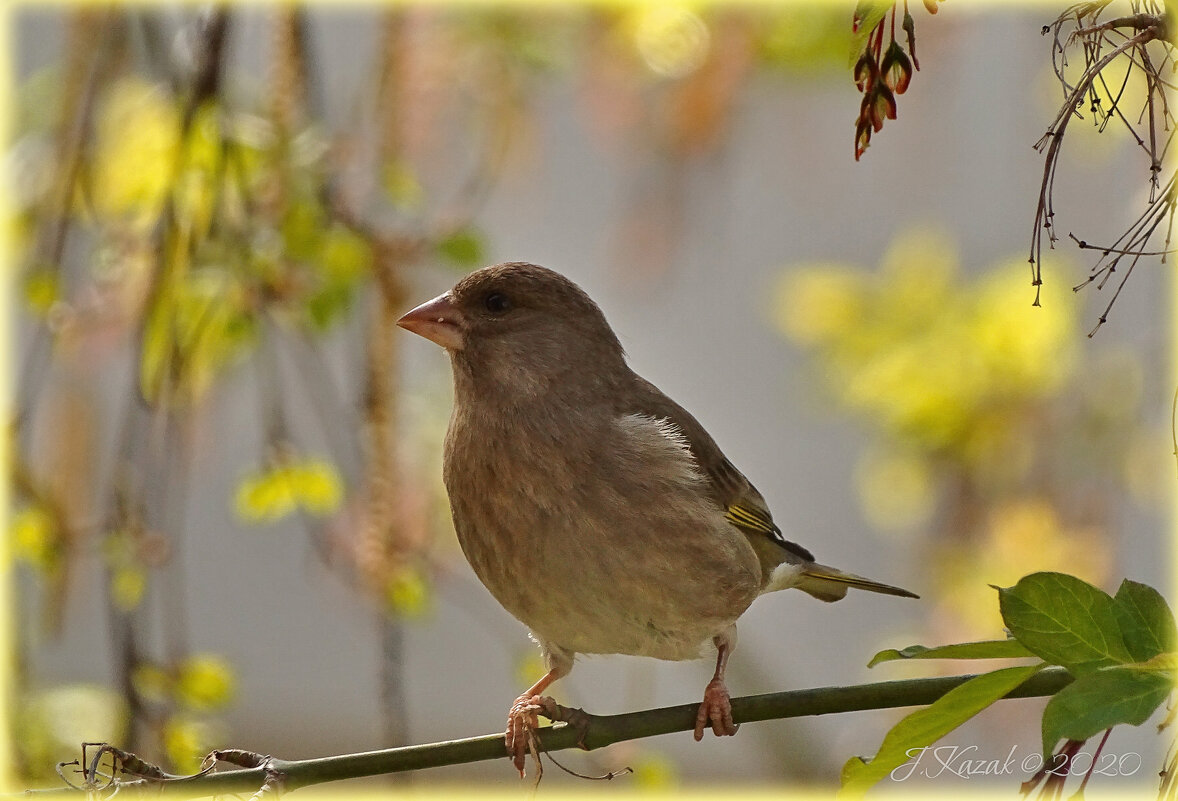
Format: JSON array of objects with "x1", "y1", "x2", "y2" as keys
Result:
[{"x1": 397, "y1": 262, "x2": 917, "y2": 775}]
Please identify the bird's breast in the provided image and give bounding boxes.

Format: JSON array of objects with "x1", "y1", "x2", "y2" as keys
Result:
[{"x1": 442, "y1": 403, "x2": 762, "y2": 660}]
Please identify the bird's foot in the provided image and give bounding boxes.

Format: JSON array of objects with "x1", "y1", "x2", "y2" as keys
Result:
[
  {"x1": 506, "y1": 695, "x2": 592, "y2": 777},
  {"x1": 506, "y1": 693, "x2": 545, "y2": 777},
  {"x1": 693, "y1": 677, "x2": 738, "y2": 741}
]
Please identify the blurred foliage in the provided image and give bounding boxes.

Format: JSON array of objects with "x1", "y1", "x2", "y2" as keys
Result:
[
  {"x1": 101, "y1": 530, "x2": 152, "y2": 612},
  {"x1": 174, "y1": 654, "x2": 237, "y2": 712},
  {"x1": 778, "y1": 228, "x2": 1076, "y2": 456},
  {"x1": 162, "y1": 714, "x2": 226, "y2": 775},
  {"x1": 11, "y1": 8, "x2": 856, "y2": 774},
  {"x1": 777, "y1": 227, "x2": 1141, "y2": 639},
  {"x1": 234, "y1": 455, "x2": 343, "y2": 523},
  {"x1": 384, "y1": 565, "x2": 432, "y2": 619},
  {"x1": 630, "y1": 750, "x2": 681, "y2": 789},
  {"x1": 17, "y1": 686, "x2": 129, "y2": 783},
  {"x1": 434, "y1": 226, "x2": 488, "y2": 269},
  {"x1": 9, "y1": 505, "x2": 60, "y2": 575},
  {"x1": 126, "y1": 655, "x2": 236, "y2": 776},
  {"x1": 88, "y1": 79, "x2": 181, "y2": 225}
]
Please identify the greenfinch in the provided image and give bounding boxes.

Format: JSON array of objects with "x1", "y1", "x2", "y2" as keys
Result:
[{"x1": 398, "y1": 262, "x2": 917, "y2": 775}]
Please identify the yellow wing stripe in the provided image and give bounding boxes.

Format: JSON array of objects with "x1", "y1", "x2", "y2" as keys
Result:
[
  {"x1": 725, "y1": 504, "x2": 776, "y2": 535},
  {"x1": 726, "y1": 502, "x2": 816, "y2": 562}
]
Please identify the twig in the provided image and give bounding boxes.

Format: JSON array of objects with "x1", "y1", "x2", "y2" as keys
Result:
[
  {"x1": 1067, "y1": 231, "x2": 1175, "y2": 257},
  {"x1": 1029, "y1": 25, "x2": 1159, "y2": 303},
  {"x1": 14, "y1": 668, "x2": 1073, "y2": 798}
]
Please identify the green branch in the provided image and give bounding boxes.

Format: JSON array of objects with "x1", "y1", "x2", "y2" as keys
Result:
[{"x1": 20, "y1": 668, "x2": 1071, "y2": 798}]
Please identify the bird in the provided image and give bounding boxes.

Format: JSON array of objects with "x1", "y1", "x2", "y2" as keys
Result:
[{"x1": 396, "y1": 262, "x2": 918, "y2": 775}]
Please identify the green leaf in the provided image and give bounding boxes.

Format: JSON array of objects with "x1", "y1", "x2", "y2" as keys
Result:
[
  {"x1": 997, "y1": 572, "x2": 1132, "y2": 674},
  {"x1": 1041, "y1": 667, "x2": 1172, "y2": 757},
  {"x1": 1125, "y1": 652, "x2": 1178, "y2": 672},
  {"x1": 868, "y1": 639, "x2": 1035, "y2": 667},
  {"x1": 435, "y1": 227, "x2": 486, "y2": 268},
  {"x1": 840, "y1": 663, "x2": 1045, "y2": 795},
  {"x1": 1113, "y1": 579, "x2": 1177, "y2": 663},
  {"x1": 849, "y1": 1, "x2": 891, "y2": 67}
]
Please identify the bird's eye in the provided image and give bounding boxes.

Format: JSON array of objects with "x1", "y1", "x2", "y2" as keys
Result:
[{"x1": 484, "y1": 293, "x2": 510, "y2": 314}]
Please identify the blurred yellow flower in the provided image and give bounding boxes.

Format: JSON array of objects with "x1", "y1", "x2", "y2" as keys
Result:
[
  {"x1": 131, "y1": 663, "x2": 172, "y2": 705},
  {"x1": 235, "y1": 456, "x2": 343, "y2": 523},
  {"x1": 22, "y1": 269, "x2": 59, "y2": 317},
  {"x1": 10, "y1": 505, "x2": 58, "y2": 572},
  {"x1": 854, "y1": 447, "x2": 936, "y2": 534},
  {"x1": 385, "y1": 566, "x2": 431, "y2": 619},
  {"x1": 175, "y1": 654, "x2": 236, "y2": 711},
  {"x1": 163, "y1": 714, "x2": 224, "y2": 775},
  {"x1": 290, "y1": 459, "x2": 343, "y2": 516},
  {"x1": 937, "y1": 498, "x2": 1110, "y2": 636},
  {"x1": 90, "y1": 79, "x2": 180, "y2": 224},
  {"x1": 110, "y1": 565, "x2": 147, "y2": 611},
  {"x1": 778, "y1": 228, "x2": 1077, "y2": 461},
  {"x1": 877, "y1": 225, "x2": 959, "y2": 314},
  {"x1": 631, "y1": 750, "x2": 680, "y2": 789},
  {"x1": 970, "y1": 260, "x2": 1076, "y2": 397},
  {"x1": 773, "y1": 264, "x2": 864, "y2": 346},
  {"x1": 235, "y1": 467, "x2": 298, "y2": 523}
]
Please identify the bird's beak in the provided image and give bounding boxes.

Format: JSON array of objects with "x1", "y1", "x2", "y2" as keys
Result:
[{"x1": 397, "y1": 292, "x2": 465, "y2": 351}]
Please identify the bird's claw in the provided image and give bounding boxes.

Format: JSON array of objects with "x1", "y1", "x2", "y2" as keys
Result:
[
  {"x1": 506, "y1": 695, "x2": 594, "y2": 777},
  {"x1": 693, "y1": 677, "x2": 738, "y2": 741},
  {"x1": 506, "y1": 694, "x2": 544, "y2": 777}
]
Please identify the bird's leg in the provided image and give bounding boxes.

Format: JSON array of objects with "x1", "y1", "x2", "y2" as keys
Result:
[
  {"x1": 506, "y1": 662, "x2": 571, "y2": 777},
  {"x1": 694, "y1": 627, "x2": 739, "y2": 741}
]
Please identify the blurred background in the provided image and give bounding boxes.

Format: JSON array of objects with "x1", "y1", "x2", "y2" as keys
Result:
[{"x1": 8, "y1": 2, "x2": 1173, "y2": 792}]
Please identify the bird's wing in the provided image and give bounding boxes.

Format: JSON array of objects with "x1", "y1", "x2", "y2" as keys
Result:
[
  {"x1": 625, "y1": 376, "x2": 814, "y2": 565},
  {"x1": 622, "y1": 375, "x2": 919, "y2": 601}
]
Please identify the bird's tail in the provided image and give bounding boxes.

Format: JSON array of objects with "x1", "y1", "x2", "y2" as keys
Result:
[{"x1": 790, "y1": 562, "x2": 919, "y2": 603}]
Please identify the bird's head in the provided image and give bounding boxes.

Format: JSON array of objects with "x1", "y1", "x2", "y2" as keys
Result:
[{"x1": 397, "y1": 262, "x2": 627, "y2": 398}]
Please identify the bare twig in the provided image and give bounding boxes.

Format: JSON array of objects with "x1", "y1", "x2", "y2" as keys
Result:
[
  {"x1": 1030, "y1": 25, "x2": 1159, "y2": 303},
  {"x1": 16, "y1": 668, "x2": 1073, "y2": 799},
  {"x1": 1031, "y1": 4, "x2": 1174, "y2": 331}
]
